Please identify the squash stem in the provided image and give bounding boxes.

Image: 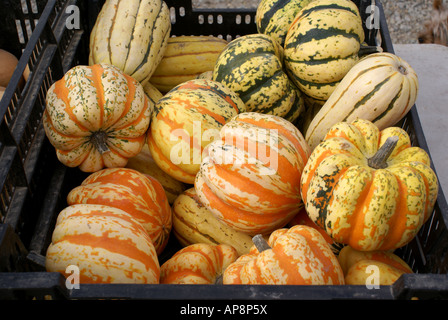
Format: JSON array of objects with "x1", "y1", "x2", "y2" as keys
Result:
[
  {"x1": 368, "y1": 136, "x2": 399, "y2": 169},
  {"x1": 252, "y1": 234, "x2": 271, "y2": 253},
  {"x1": 91, "y1": 131, "x2": 110, "y2": 154}
]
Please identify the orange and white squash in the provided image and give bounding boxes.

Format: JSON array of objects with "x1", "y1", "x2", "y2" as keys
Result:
[
  {"x1": 46, "y1": 204, "x2": 160, "y2": 284},
  {"x1": 195, "y1": 112, "x2": 311, "y2": 235},
  {"x1": 300, "y1": 118, "x2": 438, "y2": 251},
  {"x1": 67, "y1": 168, "x2": 172, "y2": 255},
  {"x1": 43, "y1": 63, "x2": 152, "y2": 172}
]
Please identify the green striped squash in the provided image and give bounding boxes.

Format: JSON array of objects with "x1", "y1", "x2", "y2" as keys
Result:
[
  {"x1": 284, "y1": 0, "x2": 365, "y2": 101},
  {"x1": 89, "y1": 0, "x2": 171, "y2": 84},
  {"x1": 256, "y1": 0, "x2": 315, "y2": 47},
  {"x1": 212, "y1": 33, "x2": 304, "y2": 123},
  {"x1": 305, "y1": 52, "x2": 419, "y2": 150}
]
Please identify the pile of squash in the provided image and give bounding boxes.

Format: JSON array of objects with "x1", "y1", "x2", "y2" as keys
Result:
[{"x1": 43, "y1": 0, "x2": 439, "y2": 287}]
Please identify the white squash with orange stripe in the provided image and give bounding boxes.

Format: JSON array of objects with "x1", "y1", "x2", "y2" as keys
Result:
[
  {"x1": 67, "y1": 168, "x2": 172, "y2": 255},
  {"x1": 45, "y1": 204, "x2": 160, "y2": 284},
  {"x1": 195, "y1": 112, "x2": 312, "y2": 235},
  {"x1": 43, "y1": 63, "x2": 152, "y2": 172},
  {"x1": 148, "y1": 79, "x2": 246, "y2": 184}
]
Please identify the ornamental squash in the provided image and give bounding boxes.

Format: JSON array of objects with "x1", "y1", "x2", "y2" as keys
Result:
[
  {"x1": 212, "y1": 33, "x2": 304, "y2": 122},
  {"x1": 172, "y1": 188, "x2": 253, "y2": 256},
  {"x1": 160, "y1": 243, "x2": 238, "y2": 284},
  {"x1": 256, "y1": 0, "x2": 314, "y2": 46},
  {"x1": 300, "y1": 119, "x2": 438, "y2": 251},
  {"x1": 338, "y1": 246, "x2": 413, "y2": 285},
  {"x1": 43, "y1": 63, "x2": 152, "y2": 172},
  {"x1": 46, "y1": 204, "x2": 160, "y2": 284},
  {"x1": 89, "y1": 0, "x2": 171, "y2": 84},
  {"x1": 148, "y1": 79, "x2": 246, "y2": 184},
  {"x1": 284, "y1": 0, "x2": 365, "y2": 101},
  {"x1": 195, "y1": 112, "x2": 311, "y2": 235},
  {"x1": 67, "y1": 168, "x2": 172, "y2": 255},
  {"x1": 149, "y1": 35, "x2": 228, "y2": 93},
  {"x1": 305, "y1": 52, "x2": 419, "y2": 150},
  {"x1": 223, "y1": 225, "x2": 345, "y2": 285}
]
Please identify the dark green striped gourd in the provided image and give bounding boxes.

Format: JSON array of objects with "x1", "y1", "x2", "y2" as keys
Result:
[
  {"x1": 256, "y1": 0, "x2": 315, "y2": 47},
  {"x1": 284, "y1": 0, "x2": 365, "y2": 101},
  {"x1": 212, "y1": 33, "x2": 304, "y2": 123}
]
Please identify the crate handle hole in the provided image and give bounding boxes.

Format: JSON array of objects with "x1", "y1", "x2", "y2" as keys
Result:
[
  {"x1": 170, "y1": 7, "x2": 176, "y2": 24},
  {"x1": 217, "y1": 14, "x2": 223, "y2": 24},
  {"x1": 179, "y1": 7, "x2": 185, "y2": 17},
  {"x1": 236, "y1": 15, "x2": 241, "y2": 24},
  {"x1": 245, "y1": 15, "x2": 251, "y2": 24},
  {"x1": 208, "y1": 15, "x2": 214, "y2": 24},
  {"x1": 198, "y1": 14, "x2": 204, "y2": 24}
]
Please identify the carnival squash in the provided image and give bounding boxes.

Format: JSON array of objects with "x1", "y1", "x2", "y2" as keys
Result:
[
  {"x1": 195, "y1": 112, "x2": 311, "y2": 235},
  {"x1": 46, "y1": 204, "x2": 160, "y2": 284},
  {"x1": 43, "y1": 63, "x2": 152, "y2": 172},
  {"x1": 223, "y1": 225, "x2": 345, "y2": 285},
  {"x1": 300, "y1": 119, "x2": 438, "y2": 251},
  {"x1": 67, "y1": 168, "x2": 172, "y2": 255},
  {"x1": 160, "y1": 243, "x2": 238, "y2": 284}
]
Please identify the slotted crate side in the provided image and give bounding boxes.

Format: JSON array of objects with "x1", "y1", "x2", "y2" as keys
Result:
[{"x1": 0, "y1": 0, "x2": 447, "y2": 300}]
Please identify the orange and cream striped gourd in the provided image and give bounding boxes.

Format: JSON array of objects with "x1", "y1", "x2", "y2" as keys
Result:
[
  {"x1": 160, "y1": 243, "x2": 238, "y2": 284},
  {"x1": 300, "y1": 118, "x2": 438, "y2": 251},
  {"x1": 195, "y1": 112, "x2": 312, "y2": 235},
  {"x1": 45, "y1": 204, "x2": 160, "y2": 284},
  {"x1": 223, "y1": 225, "x2": 345, "y2": 285},
  {"x1": 43, "y1": 63, "x2": 152, "y2": 172},
  {"x1": 148, "y1": 79, "x2": 246, "y2": 184},
  {"x1": 67, "y1": 168, "x2": 172, "y2": 255},
  {"x1": 89, "y1": 0, "x2": 171, "y2": 84}
]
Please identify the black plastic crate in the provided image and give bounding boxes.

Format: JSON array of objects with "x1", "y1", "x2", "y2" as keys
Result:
[{"x1": 0, "y1": 0, "x2": 447, "y2": 300}]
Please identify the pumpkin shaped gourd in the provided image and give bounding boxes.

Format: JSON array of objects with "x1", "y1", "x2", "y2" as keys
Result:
[
  {"x1": 223, "y1": 225, "x2": 345, "y2": 285},
  {"x1": 43, "y1": 63, "x2": 152, "y2": 172},
  {"x1": 338, "y1": 246, "x2": 413, "y2": 285},
  {"x1": 46, "y1": 204, "x2": 160, "y2": 284},
  {"x1": 195, "y1": 112, "x2": 311, "y2": 235},
  {"x1": 160, "y1": 243, "x2": 238, "y2": 284},
  {"x1": 67, "y1": 168, "x2": 172, "y2": 255},
  {"x1": 89, "y1": 0, "x2": 171, "y2": 84},
  {"x1": 300, "y1": 119, "x2": 438, "y2": 251},
  {"x1": 212, "y1": 33, "x2": 304, "y2": 122},
  {"x1": 148, "y1": 79, "x2": 246, "y2": 184}
]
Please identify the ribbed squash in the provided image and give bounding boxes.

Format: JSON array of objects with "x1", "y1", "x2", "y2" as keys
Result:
[
  {"x1": 195, "y1": 112, "x2": 311, "y2": 235},
  {"x1": 172, "y1": 188, "x2": 253, "y2": 256},
  {"x1": 305, "y1": 52, "x2": 419, "y2": 149},
  {"x1": 46, "y1": 204, "x2": 160, "y2": 284},
  {"x1": 89, "y1": 0, "x2": 171, "y2": 84},
  {"x1": 256, "y1": 0, "x2": 314, "y2": 46},
  {"x1": 284, "y1": 0, "x2": 365, "y2": 101},
  {"x1": 212, "y1": 33, "x2": 304, "y2": 122},
  {"x1": 126, "y1": 144, "x2": 187, "y2": 204},
  {"x1": 148, "y1": 79, "x2": 246, "y2": 184},
  {"x1": 67, "y1": 168, "x2": 172, "y2": 255},
  {"x1": 160, "y1": 243, "x2": 238, "y2": 284},
  {"x1": 338, "y1": 246, "x2": 413, "y2": 285},
  {"x1": 142, "y1": 80, "x2": 164, "y2": 105},
  {"x1": 300, "y1": 119, "x2": 438, "y2": 251},
  {"x1": 149, "y1": 35, "x2": 228, "y2": 93},
  {"x1": 223, "y1": 225, "x2": 345, "y2": 285},
  {"x1": 43, "y1": 64, "x2": 152, "y2": 172}
]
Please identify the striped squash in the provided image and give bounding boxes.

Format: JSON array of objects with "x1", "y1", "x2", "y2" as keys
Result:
[
  {"x1": 256, "y1": 0, "x2": 314, "y2": 46},
  {"x1": 223, "y1": 225, "x2": 345, "y2": 285},
  {"x1": 195, "y1": 112, "x2": 311, "y2": 235},
  {"x1": 46, "y1": 204, "x2": 160, "y2": 284},
  {"x1": 172, "y1": 188, "x2": 253, "y2": 256},
  {"x1": 160, "y1": 243, "x2": 238, "y2": 284},
  {"x1": 149, "y1": 35, "x2": 228, "y2": 93},
  {"x1": 300, "y1": 119, "x2": 438, "y2": 251},
  {"x1": 43, "y1": 64, "x2": 152, "y2": 172},
  {"x1": 212, "y1": 33, "x2": 304, "y2": 123},
  {"x1": 338, "y1": 246, "x2": 413, "y2": 285},
  {"x1": 305, "y1": 52, "x2": 419, "y2": 149},
  {"x1": 67, "y1": 168, "x2": 172, "y2": 255},
  {"x1": 284, "y1": 0, "x2": 365, "y2": 101},
  {"x1": 148, "y1": 79, "x2": 246, "y2": 184},
  {"x1": 89, "y1": 0, "x2": 171, "y2": 84}
]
